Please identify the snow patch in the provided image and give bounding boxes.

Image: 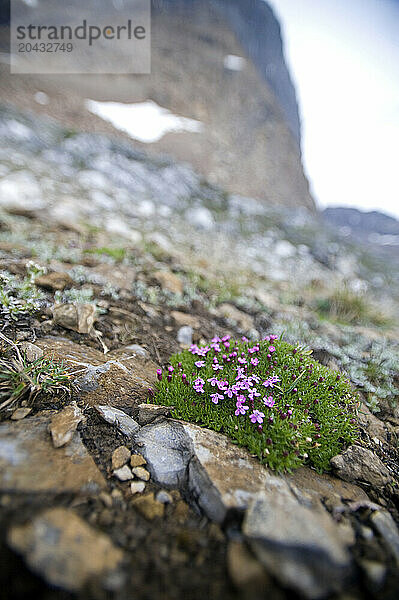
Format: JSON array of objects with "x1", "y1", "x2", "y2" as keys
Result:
[
  {"x1": 223, "y1": 55, "x2": 246, "y2": 71},
  {"x1": 85, "y1": 99, "x2": 203, "y2": 143}
]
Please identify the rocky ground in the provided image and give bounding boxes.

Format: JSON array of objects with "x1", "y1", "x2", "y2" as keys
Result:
[{"x1": 1, "y1": 103, "x2": 399, "y2": 599}]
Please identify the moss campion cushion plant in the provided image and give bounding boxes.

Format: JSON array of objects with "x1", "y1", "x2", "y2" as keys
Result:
[{"x1": 153, "y1": 334, "x2": 358, "y2": 472}]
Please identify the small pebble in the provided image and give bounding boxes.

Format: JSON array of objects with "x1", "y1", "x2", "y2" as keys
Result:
[
  {"x1": 132, "y1": 467, "x2": 150, "y2": 481},
  {"x1": 112, "y1": 446, "x2": 131, "y2": 470},
  {"x1": 111, "y1": 489, "x2": 123, "y2": 500},
  {"x1": 130, "y1": 454, "x2": 147, "y2": 468},
  {"x1": 11, "y1": 407, "x2": 32, "y2": 421},
  {"x1": 99, "y1": 492, "x2": 113, "y2": 509},
  {"x1": 131, "y1": 481, "x2": 146, "y2": 495},
  {"x1": 113, "y1": 465, "x2": 133, "y2": 481},
  {"x1": 156, "y1": 490, "x2": 173, "y2": 504}
]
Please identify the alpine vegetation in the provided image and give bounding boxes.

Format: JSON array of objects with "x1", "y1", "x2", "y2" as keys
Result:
[{"x1": 154, "y1": 335, "x2": 358, "y2": 472}]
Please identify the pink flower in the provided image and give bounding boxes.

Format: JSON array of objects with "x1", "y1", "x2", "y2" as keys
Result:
[
  {"x1": 196, "y1": 346, "x2": 210, "y2": 357},
  {"x1": 211, "y1": 393, "x2": 224, "y2": 404},
  {"x1": 212, "y1": 363, "x2": 223, "y2": 371},
  {"x1": 268, "y1": 346, "x2": 276, "y2": 353},
  {"x1": 195, "y1": 361, "x2": 205, "y2": 368},
  {"x1": 248, "y1": 388, "x2": 261, "y2": 400},
  {"x1": 207, "y1": 377, "x2": 219, "y2": 387},
  {"x1": 193, "y1": 377, "x2": 205, "y2": 394},
  {"x1": 235, "y1": 402, "x2": 249, "y2": 416},
  {"x1": 224, "y1": 387, "x2": 235, "y2": 398},
  {"x1": 263, "y1": 396, "x2": 275, "y2": 408},
  {"x1": 248, "y1": 345, "x2": 259, "y2": 354},
  {"x1": 250, "y1": 410, "x2": 265, "y2": 424},
  {"x1": 263, "y1": 375, "x2": 280, "y2": 388},
  {"x1": 236, "y1": 395, "x2": 247, "y2": 403},
  {"x1": 156, "y1": 369, "x2": 162, "y2": 381},
  {"x1": 217, "y1": 380, "x2": 228, "y2": 391},
  {"x1": 251, "y1": 357, "x2": 259, "y2": 366}
]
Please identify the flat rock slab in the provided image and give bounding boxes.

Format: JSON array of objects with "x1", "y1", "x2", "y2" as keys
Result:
[
  {"x1": 8, "y1": 507, "x2": 124, "y2": 591},
  {"x1": 285, "y1": 466, "x2": 370, "y2": 509},
  {"x1": 131, "y1": 417, "x2": 358, "y2": 598},
  {"x1": 0, "y1": 412, "x2": 105, "y2": 494},
  {"x1": 330, "y1": 445, "x2": 391, "y2": 487},
  {"x1": 370, "y1": 510, "x2": 399, "y2": 565},
  {"x1": 243, "y1": 492, "x2": 353, "y2": 600},
  {"x1": 36, "y1": 336, "x2": 157, "y2": 411},
  {"x1": 181, "y1": 422, "x2": 271, "y2": 523}
]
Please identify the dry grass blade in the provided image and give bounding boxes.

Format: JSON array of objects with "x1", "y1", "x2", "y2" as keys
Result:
[{"x1": 0, "y1": 334, "x2": 72, "y2": 414}]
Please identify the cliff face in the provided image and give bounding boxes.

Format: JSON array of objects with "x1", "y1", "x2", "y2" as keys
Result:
[
  {"x1": 145, "y1": 0, "x2": 314, "y2": 209},
  {"x1": 210, "y1": 0, "x2": 301, "y2": 145},
  {"x1": 0, "y1": 0, "x2": 314, "y2": 210}
]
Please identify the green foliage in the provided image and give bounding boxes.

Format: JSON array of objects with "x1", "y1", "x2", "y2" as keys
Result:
[
  {"x1": 85, "y1": 246, "x2": 127, "y2": 262},
  {"x1": 184, "y1": 268, "x2": 243, "y2": 305},
  {"x1": 315, "y1": 287, "x2": 391, "y2": 327},
  {"x1": 0, "y1": 335, "x2": 71, "y2": 413},
  {"x1": 54, "y1": 287, "x2": 94, "y2": 304},
  {"x1": 272, "y1": 320, "x2": 399, "y2": 414},
  {"x1": 0, "y1": 262, "x2": 45, "y2": 320},
  {"x1": 155, "y1": 337, "x2": 358, "y2": 472}
]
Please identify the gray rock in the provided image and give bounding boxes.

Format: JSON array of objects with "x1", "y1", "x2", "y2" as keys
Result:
[
  {"x1": 132, "y1": 420, "x2": 280, "y2": 522},
  {"x1": 18, "y1": 342, "x2": 44, "y2": 362},
  {"x1": 370, "y1": 510, "x2": 399, "y2": 564},
  {"x1": 243, "y1": 493, "x2": 353, "y2": 599},
  {"x1": 132, "y1": 420, "x2": 191, "y2": 487},
  {"x1": 7, "y1": 507, "x2": 124, "y2": 592},
  {"x1": 0, "y1": 171, "x2": 44, "y2": 212},
  {"x1": 185, "y1": 206, "x2": 214, "y2": 230},
  {"x1": 182, "y1": 422, "x2": 271, "y2": 523},
  {"x1": 330, "y1": 445, "x2": 391, "y2": 487},
  {"x1": 122, "y1": 344, "x2": 149, "y2": 358},
  {"x1": 95, "y1": 406, "x2": 140, "y2": 437},
  {"x1": 215, "y1": 303, "x2": 254, "y2": 333},
  {"x1": 177, "y1": 326, "x2": 193, "y2": 346},
  {"x1": 74, "y1": 363, "x2": 112, "y2": 393},
  {"x1": 156, "y1": 490, "x2": 173, "y2": 504}
]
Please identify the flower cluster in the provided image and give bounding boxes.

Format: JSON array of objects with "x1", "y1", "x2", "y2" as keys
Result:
[{"x1": 154, "y1": 335, "x2": 358, "y2": 472}]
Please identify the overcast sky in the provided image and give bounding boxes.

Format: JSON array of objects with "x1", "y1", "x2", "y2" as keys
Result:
[{"x1": 267, "y1": 0, "x2": 399, "y2": 219}]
